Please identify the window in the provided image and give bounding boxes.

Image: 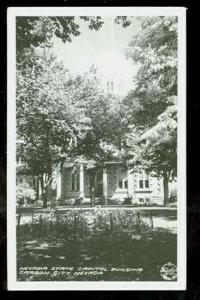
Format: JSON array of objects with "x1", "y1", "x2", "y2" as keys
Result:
[
  {"x1": 72, "y1": 174, "x2": 75, "y2": 191},
  {"x1": 119, "y1": 180, "x2": 123, "y2": 189},
  {"x1": 111, "y1": 81, "x2": 114, "y2": 92},
  {"x1": 118, "y1": 180, "x2": 128, "y2": 189},
  {"x1": 107, "y1": 81, "x2": 114, "y2": 94},
  {"x1": 124, "y1": 180, "x2": 128, "y2": 189},
  {"x1": 118, "y1": 170, "x2": 128, "y2": 190},
  {"x1": 139, "y1": 180, "x2": 144, "y2": 188},
  {"x1": 138, "y1": 172, "x2": 150, "y2": 189},
  {"x1": 71, "y1": 173, "x2": 80, "y2": 191},
  {"x1": 77, "y1": 173, "x2": 80, "y2": 191},
  {"x1": 145, "y1": 180, "x2": 149, "y2": 188},
  {"x1": 107, "y1": 81, "x2": 110, "y2": 93}
]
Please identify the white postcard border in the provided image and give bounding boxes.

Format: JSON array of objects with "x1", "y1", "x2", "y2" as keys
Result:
[{"x1": 7, "y1": 6, "x2": 186, "y2": 290}]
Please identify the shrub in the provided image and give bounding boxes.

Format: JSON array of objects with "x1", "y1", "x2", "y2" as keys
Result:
[
  {"x1": 108, "y1": 198, "x2": 124, "y2": 205},
  {"x1": 16, "y1": 181, "x2": 36, "y2": 207},
  {"x1": 123, "y1": 197, "x2": 132, "y2": 205},
  {"x1": 169, "y1": 188, "x2": 177, "y2": 203}
]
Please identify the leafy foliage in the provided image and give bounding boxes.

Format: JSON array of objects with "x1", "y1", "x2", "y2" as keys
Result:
[
  {"x1": 17, "y1": 181, "x2": 36, "y2": 206},
  {"x1": 16, "y1": 15, "x2": 133, "y2": 181},
  {"x1": 16, "y1": 16, "x2": 132, "y2": 61},
  {"x1": 128, "y1": 103, "x2": 177, "y2": 179},
  {"x1": 125, "y1": 16, "x2": 177, "y2": 127},
  {"x1": 76, "y1": 93, "x2": 128, "y2": 164},
  {"x1": 16, "y1": 46, "x2": 126, "y2": 206},
  {"x1": 17, "y1": 49, "x2": 92, "y2": 178},
  {"x1": 16, "y1": 16, "x2": 178, "y2": 206},
  {"x1": 17, "y1": 17, "x2": 104, "y2": 58},
  {"x1": 123, "y1": 17, "x2": 178, "y2": 204}
]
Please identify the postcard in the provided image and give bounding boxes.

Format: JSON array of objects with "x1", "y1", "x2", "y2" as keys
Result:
[{"x1": 7, "y1": 6, "x2": 186, "y2": 290}]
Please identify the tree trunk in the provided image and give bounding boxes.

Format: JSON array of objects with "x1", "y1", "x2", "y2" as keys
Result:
[
  {"x1": 163, "y1": 173, "x2": 169, "y2": 207},
  {"x1": 47, "y1": 178, "x2": 53, "y2": 207},
  {"x1": 42, "y1": 193, "x2": 47, "y2": 208},
  {"x1": 50, "y1": 189, "x2": 56, "y2": 208},
  {"x1": 35, "y1": 177, "x2": 40, "y2": 203},
  {"x1": 41, "y1": 175, "x2": 47, "y2": 208}
]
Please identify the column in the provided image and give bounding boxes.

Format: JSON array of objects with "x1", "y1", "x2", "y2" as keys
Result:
[
  {"x1": 38, "y1": 178, "x2": 42, "y2": 198},
  {"x1": 103, "y1": 167, "x2": 108, "y2": 204},
  {"x1": 79, "y1": 164, "x2": 84, "y2": 198},
  {"x1": 56, "y1": 171, "x2": 62, "y2": 200},
  {"x1": 128, "y1": 169, "x2": 134, "y2": 198}
]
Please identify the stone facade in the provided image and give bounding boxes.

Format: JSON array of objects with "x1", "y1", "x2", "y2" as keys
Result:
[{"x1": 57, "y1": 162, "x2": 169, "y2": 206}]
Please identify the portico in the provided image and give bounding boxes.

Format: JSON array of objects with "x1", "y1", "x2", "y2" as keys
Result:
[{"x1": 56, "y1": 162, "x2": 164, "y2": 206}]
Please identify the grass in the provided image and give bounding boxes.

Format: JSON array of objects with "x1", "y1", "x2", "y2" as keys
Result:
[{"x1": 17, "y1": 208, "x2": 177, "y2": 281}]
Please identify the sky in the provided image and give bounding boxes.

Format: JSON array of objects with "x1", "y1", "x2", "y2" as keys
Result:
[{"x1": 52, "y1": 17, "x2": 141, "y2": 95}]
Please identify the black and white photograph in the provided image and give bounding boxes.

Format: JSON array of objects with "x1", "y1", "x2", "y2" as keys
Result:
[{"x1": 7, "y1": 7, "x2": 186, "y2": 290}]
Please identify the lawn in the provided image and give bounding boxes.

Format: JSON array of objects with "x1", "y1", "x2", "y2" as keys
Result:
[{"x1": 17, "y1": 207, "x2": 177, "y2": 281}]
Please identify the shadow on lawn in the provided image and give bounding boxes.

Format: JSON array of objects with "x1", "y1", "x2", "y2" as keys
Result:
[{"x1": 17, "y1": 210, "x2": 177, "y2": 281}]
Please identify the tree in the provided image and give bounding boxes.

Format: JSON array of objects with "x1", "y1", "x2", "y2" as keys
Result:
[
  {"x1": 17, "y1": 49, "x2": 124, "y2": 207},
  {"x1": 16, "y1": 15, "x2": 134, "y2": 206},
  {"x1": 126, "y1": 102, "x2": 177, "y2": 206},
  {"x1": 17, "y1": 49, "x2": 92, "y2": 207},
  {"x1": 124, "y1": 17, "x2": 178, "y2": 205},
  {"x1": 143, "y1": 103, "x2": 177, "y2": 206},
  {"x1": 67, "y1": 74, "x2": 128, "y2": 204},
  {"x1": 16, "y1": 16, "x2": 132, "y2": 62},
  {"x1": 126, "y1": 16, "x2": 177, "y2": 126},
  {"x1": 16, "y1": 17, "x2": 104, "y2": 60}
]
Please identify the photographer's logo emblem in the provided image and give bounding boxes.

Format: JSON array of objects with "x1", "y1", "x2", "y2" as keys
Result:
[{"x1": 160, "y1": 262, "x2": 177, "y2": 280}]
